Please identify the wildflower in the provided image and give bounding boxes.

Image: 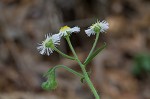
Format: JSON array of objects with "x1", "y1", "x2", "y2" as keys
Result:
[
  {"x1": 59, "y1": 26, "x2": 80, "y2": 37},
  {"x1": 85, "y1": 20, "x2": 109, "y2": 36},
  {"x1": 37, "y1": 33, "x2": 60, "y2": 55}
]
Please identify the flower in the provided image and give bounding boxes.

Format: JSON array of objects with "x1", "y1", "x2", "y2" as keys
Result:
[
  {"x1": 85, "y1": 20, "x2": 109, "y2": 36},
  {"x1": 59, "y1": 26, "x2": 80, "y2": 37},
  {"x1": 37, "y1": 33, "x2": 60, "y2": 55}
]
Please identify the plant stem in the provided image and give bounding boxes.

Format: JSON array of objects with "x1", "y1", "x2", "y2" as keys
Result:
[
  {"x1": 84, "y1": 33, "x2": 100, "y2": 66},
  {"x1": 52, "y1": 65, "x2": 84, "y2": 78},
  {"x1": 54, "y1": 47, "x2": 75, "y2": 60},
  {"x1": 66, "y1": 36, "x2": 100, "y2": 99},
  {"x1": 83, "y1": 42, "x2": 106, "y2": 66}
]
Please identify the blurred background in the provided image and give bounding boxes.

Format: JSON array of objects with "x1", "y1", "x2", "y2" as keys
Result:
[{"x1": 0, "y1": 0, "x2": 150, "y2": 99}]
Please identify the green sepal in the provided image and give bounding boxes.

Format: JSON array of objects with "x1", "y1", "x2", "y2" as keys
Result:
[
  {"x1": 93, "y1": 26, "x2": 100, "y2": 33},
  {"x1": 64, "y1": 32, "x2": 71, "y2": 38},
  {"x1": 84, "y1": 43, "x2": 106, "y2": 66}
]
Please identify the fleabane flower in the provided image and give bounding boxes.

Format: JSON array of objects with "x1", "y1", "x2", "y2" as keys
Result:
[
  {"x1": 85, "y1": 20, "x2": 109, "y2": 36},
  {"x1": 37, "y1": 33, "x2": 60, "y2": 56},
  {"x1": 59, "y1": 26, "x2": 80, "y2": 37}
]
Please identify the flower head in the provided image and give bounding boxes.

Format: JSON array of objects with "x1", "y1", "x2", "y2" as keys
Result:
[
  {"x1": 85, "y1": 20, "x2": 109, "y2": 36},
  {"x1": 37, "y1": 33, "x2": 60, "y2": 55},
  {"x1": 59, "y1": 26, "x2": 80, "y2": 37}
]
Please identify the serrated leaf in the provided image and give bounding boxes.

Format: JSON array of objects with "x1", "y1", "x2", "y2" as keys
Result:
[
  {"x1": 41, "y1": 80, "x2": 57, "y2": 90},
  {"x1": 84, "y1": 43, "x2": 106, "y2": 66}
]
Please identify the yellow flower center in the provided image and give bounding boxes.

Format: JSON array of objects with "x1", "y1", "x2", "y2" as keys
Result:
[{"x1": 60, "y1": 26, "x2": 71, "y2": 32}]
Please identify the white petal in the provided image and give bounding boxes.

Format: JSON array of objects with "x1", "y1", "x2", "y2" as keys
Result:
[
  {"x1": 52, "y1": 34, "x2": 61, "y2": 45},
  {"x1": 46, "y1": 48, "x2": 53, "y2": 56},
  {"x1": 99, "y1": 21, "x2": 109, "y2": 32},
  {"x1": 70, "y1": 26, "x2": 80, "y2": 33},
  {"x1": 58, "y1": 32, "x2": 63, "y2": 37},
  {"x1": 37, "y1": 46, "x2": 43, "y2": 50},
  {"x1": 59, "y1": 31, "x2": 68, "y2": 36},
  {"x1": 46, "y1": 49, "x2": 49, "y2": 56},
  {"x1": 40, "y1": 48, "x2": 46, "y2": 55},
  {"x1": 52, "y1": 34, "x2": 60, "y2": 41},
  {"x1": 85, "y1": 28, "x2": 95, "y2": 36}
]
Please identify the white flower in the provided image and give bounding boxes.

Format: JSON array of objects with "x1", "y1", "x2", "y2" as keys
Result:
[
  {"x1": 85, "y1": 28, "x2": 95, "y2": 37},
  {"x1": 59, "y1": 26, "x2": 80, "y2": 37},
  {"x1": 37, "y1": 33, "x2": 61, "y2": 56},
  {"x1": 85, "y1": 20, "x2": 109, "y2": 36}
]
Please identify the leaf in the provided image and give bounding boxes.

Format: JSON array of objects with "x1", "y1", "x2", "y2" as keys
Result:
[
  {"x1": 84, "y1": 43, "x2": 106, "y2": 66},
  {"x1": 42, "y1": 68, "x2": 57, "y2": 90},
  {"x1": 41, "y1": 80, "x2": 57, "y2": 90}
]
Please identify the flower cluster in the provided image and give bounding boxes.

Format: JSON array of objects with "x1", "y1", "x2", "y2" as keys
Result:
[{"x1": 37, "y1": 20, "x2": 109, "y2": 55}]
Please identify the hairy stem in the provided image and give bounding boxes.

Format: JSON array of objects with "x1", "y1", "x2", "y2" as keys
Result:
[
  {"x1": 84, "y1": 33, "x2": 100, "y2": 66},
  {"x1": 66, "y1": 36, "x2": 100, "y2": 99}
]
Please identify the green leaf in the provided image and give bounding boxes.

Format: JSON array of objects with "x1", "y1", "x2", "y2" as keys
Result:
[
  {"x1": 42, "y1": 68, "x2": 57, "y2": 90},
  {"x1": 84, "y1": 43, "x2": 106, "y2": 66},
  {"x1": 41, "y1": 80, "x2": 57, "y2": 90},
  {"x1": 41, "y1": 81, "x2": 50, "y2": 90}
]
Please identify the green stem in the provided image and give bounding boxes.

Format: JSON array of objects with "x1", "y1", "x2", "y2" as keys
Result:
[
  {"x1": 54, "y1": 47, "x2": 75, "y2": 60},
  {"x1": 84, "y1": 33, "x2": 100, "y2": 66},
  {"x1": 52, "y1": 65, "x2": 84, "y2": 78},
  {"x1": 66, "y1": 36, "x2": 100, "y2": 99}
]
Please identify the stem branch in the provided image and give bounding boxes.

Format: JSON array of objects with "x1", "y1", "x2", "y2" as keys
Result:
[
  {"x1": 53, "y1": 65, "x2": 84, "y2": 78},
  {"x1": 66, "y1": 36, "x2": 100, "y2": 99},
  {"x1": 54, "y1": 47, "x2": 75, "y2": 60},
  {"x1": 84, "y1": 33, "x2": 100, "y2": 66}
]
